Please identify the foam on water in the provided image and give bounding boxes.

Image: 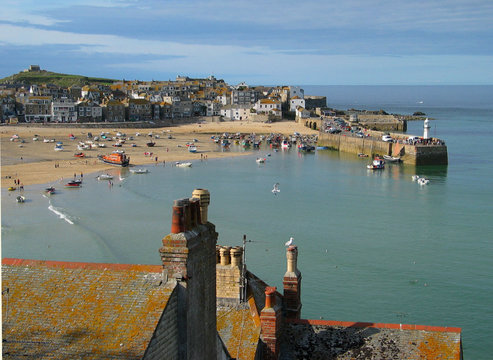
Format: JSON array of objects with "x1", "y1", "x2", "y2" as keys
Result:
[{"x1": 48, "y1": 204, "x2": 75, "y2": 225}]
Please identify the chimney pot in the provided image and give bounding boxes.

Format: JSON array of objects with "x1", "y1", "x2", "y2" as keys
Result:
[{"x1": 264, "y1": 286, "x2": 276, "y2": 308}]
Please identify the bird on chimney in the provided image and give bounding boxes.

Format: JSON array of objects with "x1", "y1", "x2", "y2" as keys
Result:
[{"x1": 285, "y1": 237, "x2": 294, "y2": 246}]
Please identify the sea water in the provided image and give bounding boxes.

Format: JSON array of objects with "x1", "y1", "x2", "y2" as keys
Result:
[{"x1": 2, "y1": 85, "x2": 493, "y2": 358}]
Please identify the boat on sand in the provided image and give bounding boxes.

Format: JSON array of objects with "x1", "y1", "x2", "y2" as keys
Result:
[{"x1": 98, "y1": 151, "x2": 130, "y2": 167}]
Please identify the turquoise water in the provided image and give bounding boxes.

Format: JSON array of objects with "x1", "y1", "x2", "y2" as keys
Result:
[{"x1": 2, "y1": 86, "x2": 493, "y2": 358}]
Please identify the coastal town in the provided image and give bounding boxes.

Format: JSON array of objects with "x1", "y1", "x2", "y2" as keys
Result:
[{"x1": 0, "y1": 65, "x2": 331, "y2": 125}]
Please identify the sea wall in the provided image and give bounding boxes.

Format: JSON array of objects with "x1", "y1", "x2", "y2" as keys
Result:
[{"x1": 318, "y1": 133, "x2": 448, "y2": 165}]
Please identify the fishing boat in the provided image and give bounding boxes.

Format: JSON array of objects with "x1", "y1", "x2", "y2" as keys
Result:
[
  {"x1": 16, "y1": 195, "x2": 25, "y2": 203},
  {"x1": 188, "y1": 145, "x2": 197, "y2": 153},
  {"x1": 97, "y1": 151, "x2": 130, "y2": 167},
  {"x1": 383, "y1": 155, "x2": 401, "y2": 163},
  {"x1": 297, "y1": 143, "x2": 315, "y2": 152},
  {"x1": 175, "y1": 162, "x2": 192, "y2": 167},
  {"x1": 281, "y1": 140, "x2": 291, "y2": 149},
  {"x1": 97, "y1": 174, "x2": 114, "y2": 180},
  {"x1": 54, "y1": 145, "x2": 64, "y2": 151},
  {"x1": 367, "y1": 158, "x2": 385, "y2": 170},
  {"x1": 130, "y1": 168, "x2": 149, "y2": 174},
  {"x1": 74, "y1": 152, "x2": 85, "y2": 158},
  {"x1": 45, "y1": 187, "x2": 56, "y2": 194}
]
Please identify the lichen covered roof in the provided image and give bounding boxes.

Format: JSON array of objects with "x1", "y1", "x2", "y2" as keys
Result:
[
  {"x1": 217, "y1": 303, "x2": 260, "y2": 360},
  {"x1": 280, "y1": 319, "x2": 462, "y2": 360},
  {"x1": 2, "y1": 258, "x2": 174, "y2": 359}
]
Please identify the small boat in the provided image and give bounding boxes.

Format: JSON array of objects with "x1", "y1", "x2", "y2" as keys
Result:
[
  {"x1": 45, "y1": 187, "x2": 55, "y2": 194},
  {"x1": 112, "y1": 142, "x2": 122, "y2": 147},
  {"x1": 176, "y1": 162, "x2": 192, "y2": 167},
  {"x1": 130, "y1": 168, "x2": 149, "y2": 174},
  {"x1": 74, "y1": 152, "x2": 85, "y2": 158},
  {"x1": 98, "y1": 143, "x2": 106, "y2": 148},
  {"x1": 383, "y1": 155, "x2": 401, "y2": 163},
  {"x1": 8, "y1": 186, "x2": 16, "y2": 191},
  {"x1": 189, "y1": 145, "x2": 197, "y2": 153},
  {"x1": 412, "y1": 175, "x2": 420, "y2": 181},
  {"x1": 316, "y1": 146, "x2": 329, "y2": 150},
  {"x1": 256, "y1": 157, "x2": 266, "y2": 164},
  {"x1": 358, "y1": 153, "x2": 369, "y2": 157},
  {"x1": 272, "y1": 183, "x2": 280, "y2": 195},
  {"x1": 65, "y1": 180, "x2": 82, "y2": 188},
  {"x1": 367, "y1": 158, "x2": 385, "y2": 170},
  {"x1": 98, "y1": 151, "x2": 130, "y2": 167},
  {"x1": 16, "y1": 195, "x2": 25, "y2": 203},
  {"x1": 282, "y1": 140, "x2": 291, "y2": 149},
  {"x1": 97, "y1": 174, "x2": 114, "y2": 180},
  {"x1": 146, "y1": 142, "x2": 156, "y2": 147},
  {"x1": 43, "y1": 138, "x2": 51, "y2": 143},
  {"x1": 54, "y1": 146, "x2": 64, "y2": 151}
]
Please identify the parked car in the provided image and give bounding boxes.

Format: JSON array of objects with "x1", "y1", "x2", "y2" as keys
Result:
[
  {"x1": 382, "y1": 135, "x2": 393, "y2": 142},
  {"x1": 356, "y1": 132, "x2": 364, "y2": 138}
]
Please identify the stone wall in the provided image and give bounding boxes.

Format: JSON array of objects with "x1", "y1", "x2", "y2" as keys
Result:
[{"x1": 317, "y1": 133, "x2": 448, "y2": 165}]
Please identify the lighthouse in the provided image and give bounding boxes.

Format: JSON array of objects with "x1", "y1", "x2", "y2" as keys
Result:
[{"x1": 423, "y1": 118, "x2": 431, "y2": 139}]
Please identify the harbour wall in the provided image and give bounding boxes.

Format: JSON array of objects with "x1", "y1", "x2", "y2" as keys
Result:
[{"x1": 317, "y1": 133, "x2": 448, "y2": 165}]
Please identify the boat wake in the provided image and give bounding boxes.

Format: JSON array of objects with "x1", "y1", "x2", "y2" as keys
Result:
[{"x1": 48, "y1": 204, "x2": 76, "y2": 225}]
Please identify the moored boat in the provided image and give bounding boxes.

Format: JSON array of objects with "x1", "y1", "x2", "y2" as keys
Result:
[
  {"x1": 383, "y1": 155, "x2": 401, "y2": 163},
  {"x1": 45, "y1": 186, "x2": 56, "y2": 194},
  {"x1": 97, "y1": 174, "x2": 114, "y2": 180},
  {"x1": 8, "y1": 186, "x2": 16, "y2": 191},
  {"x1": 146, "y1": 141, "x2": 156, "y2": 147},
  {"x1": 97, "y1": 151, "x2": 130, "y2": 167},
  {"x1": 130, "y1": 168, "x2": 149, "y2": 174},
  {"x1": 74, "y1": 152, "x2": 85, "y2": 158},
  {"x1": 188, "y1": 145, "x2": 197, "y2": 153},
  {"x1": 175, "y1": 162, "x2": 192, "y2": 167},
  {"x1": 367, "y1": 158, "x2": 385, "y2": 170},
  {"x1": 256, "y1": 157, "x2": 266, "y2": 164},
  {"x1": 16, "y1": 195, "x2": 25, "y2": 203},
  {"x1": 65, "y1": 180, "x2": 82, "y2": 188}
]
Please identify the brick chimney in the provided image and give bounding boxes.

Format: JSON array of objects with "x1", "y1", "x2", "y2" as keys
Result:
[
  {"x1": 283, "y1": 245, "x2": 302, "y2": 319},
  {"x1": 260, "y1": 286, "x2": 282, "y2": 360},
  {"x1": 159, "y1": 189, "x2": 217, "y2": 360}
]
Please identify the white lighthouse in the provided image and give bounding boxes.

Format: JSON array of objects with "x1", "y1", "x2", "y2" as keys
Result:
[{"x1": 423, "y1": 118, "x2": 431, "y2": 139}]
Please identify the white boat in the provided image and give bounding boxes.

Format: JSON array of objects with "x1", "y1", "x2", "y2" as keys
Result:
[
  {"x1": 98, "y1": 143, "x2": 106, "y2": 148},
  {"x1": 256, "y1": 157, "x2": 266, "y2": 164},
  {"x1": 176, "y1": 162, "x2": 192, "y2": 167},
  {"x1": 367, "y1": 158, "x2": 385, "y2": 170},
  {"x1": 97, "y1": 174, "x2": 114, "y2": 180},
  {"x1": 43, "y1": 138, "x2": 51, "y2": 143},
  {"x1": 189, "y1": 145, "x2": 197, "y2": 153},
  {"x1": 418, "y1": 178, "x2": 430, "y2": 185},
  {"x1": 383, "y1": 155, "x2": 401, "y2": 162},
  {"x1": 130, "y1": 168, "x2": 149, "y2": 174},
  {"x1": 412, "y1": 175, "x2": 420, "y2": 181},
  {"x1": 54, "y1": 146, "x2": 64, "y2": 151}
]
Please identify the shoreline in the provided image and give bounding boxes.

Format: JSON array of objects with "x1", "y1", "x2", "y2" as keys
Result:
[{"x1": 1, "y1": 121, "x2": 318, "y2": 188}]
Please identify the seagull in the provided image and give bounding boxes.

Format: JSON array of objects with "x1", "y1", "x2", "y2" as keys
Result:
[
  {"x1": 285, "y1": 237, "x2": 294, "y2": 246},
  {"x1": 272, "y1": 183, "x2": 280, "y2": 195}
]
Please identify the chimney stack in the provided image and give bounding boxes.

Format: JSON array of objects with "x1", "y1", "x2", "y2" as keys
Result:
[
  {"x1": 192, "y1": 188, "x2": 210, "y2": 223},
  {"x1": 283, "y1": 245, "x2": 302, "y2": 319},
  {"x1": 260, "y1": 286, "x2": 282, "y2": 360}
]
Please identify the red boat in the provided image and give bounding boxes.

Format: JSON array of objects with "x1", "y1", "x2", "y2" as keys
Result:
[
  {"x1": 65, "y1": 180, "x2": 82, "y2": 188},
  {"x1": 97, "y1": 151, "x2": 130, "y2": 167},
  {"x1": 74, "y1": 152, "x2": 85, "y2": 158}
]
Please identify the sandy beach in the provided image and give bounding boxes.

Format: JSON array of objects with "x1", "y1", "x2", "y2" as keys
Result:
[{"x1": 1, "y1": 121, "x2": 317, "y2": 188}]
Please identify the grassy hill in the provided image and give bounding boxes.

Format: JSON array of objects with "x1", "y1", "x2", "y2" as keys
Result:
[{"x1": 0, "y1": 70, "x2": 118, "y2": 87}]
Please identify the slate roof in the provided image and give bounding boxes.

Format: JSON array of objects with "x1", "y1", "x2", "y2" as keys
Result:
[
  {"x1": 2, "y1": 258, "x2": 173, "y2": 360},
  {"x1": 280, "y1": 319, "x2": 462, "y2": 360}
]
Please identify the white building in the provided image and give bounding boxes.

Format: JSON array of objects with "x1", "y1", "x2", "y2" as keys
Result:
[
  {"x1": 289, "y1": 86, "x2": 304, "y2": 100},
  {"x1": 52, "y1": 97, "x2": 77, "y2": 122},
  {"x1": 254, "y1": 98, "x2": 282, "y2": 114},
  {"x1": 289, "y1": 96, "x2": 306, "y2": 112},
  {"x1": 220, "y1": 104, "x2": 251, "y2": 120}
]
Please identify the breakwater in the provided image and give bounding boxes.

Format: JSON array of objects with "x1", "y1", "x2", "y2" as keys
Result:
[{"x1": 317, "y1": 133, "x2": 448, "y2": 165}]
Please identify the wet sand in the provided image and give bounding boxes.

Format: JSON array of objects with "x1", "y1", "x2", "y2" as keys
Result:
[{"x1": 1, "y1": 121, "x2": 317, "y2": 188}]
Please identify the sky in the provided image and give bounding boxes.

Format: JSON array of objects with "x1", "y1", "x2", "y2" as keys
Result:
[{"x1": 1, "y1": 0, "x2": 493, "y2": 85}]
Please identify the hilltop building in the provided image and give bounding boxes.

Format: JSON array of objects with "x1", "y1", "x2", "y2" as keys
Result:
[{"x1": 2, "y1": 189, "x2": 462, "y2": 359}]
